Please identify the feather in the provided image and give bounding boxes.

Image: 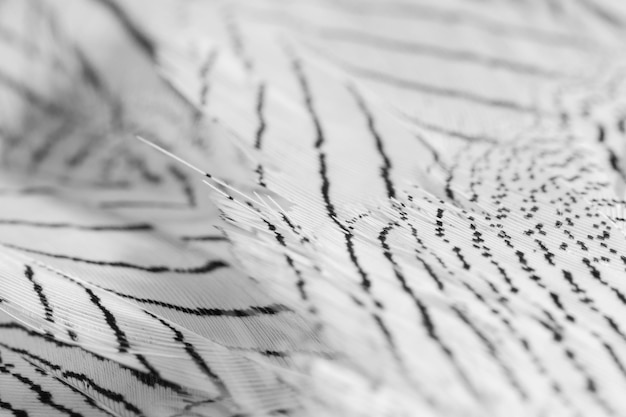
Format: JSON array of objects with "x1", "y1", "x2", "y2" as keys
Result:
[{"x1": 4, "y1": 0, "x2": 626, "y2": 416}]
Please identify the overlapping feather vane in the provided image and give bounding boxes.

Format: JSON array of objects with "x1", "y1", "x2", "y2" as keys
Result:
[{"x1": 3, "y1": 0, "x2": 626, "y2": 416}]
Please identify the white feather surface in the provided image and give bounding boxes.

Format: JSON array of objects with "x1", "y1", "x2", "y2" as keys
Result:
[{"x1": 3, "y1": 0, "x2": 626, "y2": 416}]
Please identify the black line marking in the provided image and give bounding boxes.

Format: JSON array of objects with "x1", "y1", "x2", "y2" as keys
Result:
[
  {"x1": 0, "y1": 70, "x2": 61, "y2": 114},
  {"x1": 289, "y1": 53, "x2": 374, "y2": 285},
  {"x1": 74, "y1": 48, "x2": 106, "y2": 92},
  {"x1": 169, "y1": 165, "x2": 196, "y2": 207},
  {"x1": 254, "y1": 83, "x2": 267, "y2": 149},
  {"x1": 608, "y1": 150, "x2": 626, "y2": 181},
  {"x1": 603, "y1": 342, "x2": 626, "y2": 380},
  {"x1": 104, "y1": 287, "x2": 293, "y2": 317},
  {"x1": 65, "y1": 131, "x2": 105, "y2": 168},
  {"x1": 532, "y1": 313, "x2": 610, "y2": 412},
  {"x1": 405, "y1": 114, "x2": 498, "y2": 143},
  {"x1": 0, "y1": 186, "x2": 58, "y2": 196},
  {"x1": 49, "y1": 375, "x2": 122, "y2": 417},
  {"x1": 378, "y1": 222, "x2": 479, "y2": 399},
  {"x1": 0, "y1": 322, "x2": 184, "y2": 393},
  {"x1": 0, "y1": 219, "x2": 153, "y2": 231},
  {"x1": 444, "y1": 163, "x2": 457, "y2": 200},
  {"x1": 198, "y1": 49, "x2": 219, "y2": 107},
  {"x1": 253, "y1": 83, "x2": 268, "y2": 187},
  {"x1": 62, "y1": 370, "x2": 144, "y2": 416},
  {"x1": 225, "y1": 13, "x2": 254, "y2": 71},
  {"x1": 180, "y1": 235, "x2": 228, "y2": 242},
  {"x1": 262, "y1": 219, "x2": 310, "y2": 303},
  {"x1": 4, "y1": 243, "x2": 229, "y2": 274},
  {"x1": 452, "y1": 246, "x2": 471, "y2": 270},
  {"x1": 4, "y1": 343, "x2": 143, "y2": 417},
  {"x1": 0, "y1": 364, "x2": 83, "y2": 417},
  {"x1": 30, "y1": 119, "x2": 75, "y2": 167},
  {"x1": 406, "y1": 226, "x2": 446, "y2": 291},
  {"x1": 124, "y1": 153, "x2": 162, "y2": 184},
  {"x1": 98, "y1": 200, "x2": 190, "y2": 210},
  {"x1": 181, "y1": 398, "x2": 221, "y2": 415},
  {"x1": 84, "y1": 288, "x2": 131, "y2": 354},
  {"x1": 135, "y1": 354, "x2": 161, "y2": 377},
  {"x1": 325, "y1": 0, "x2": 592, "y2": 48},
  {"x1": 91, "y1": 0, "x2": 156, "y2": 58},
  {"x1": 564, "y1": 347, "x2": 615, "y2": 415},
  {"x1": 255, "y1": 164, "x2": 267, "y2": 188},
  {"x1": 597, "y1": 123, "x2": 605, "y2": 143},
  {"x1": 321, "y1": 28, "x2": 565, "y2": 78},
  {"x1": 412, "y1": 134, "x2": 449, "y2": 174},
  {"x1": 24, "y1": 265, "x2": 54, "y2": 323},
  {"x1": 577, "y1": 0, "x2": 624, "y2": 28},
  {"x1": 348, "y1": 84, "x2": 396, "y2": 199},
  {"x1": 457, "y1": 275, "x2": 574, "y2": 411},
  {"x1": 0, "y1": 395, "x2": 28, "y2": 417},
  {"x1": 288, "y1": 50, "x2": 408, "y2": 365},
  {"x1": 561, "y1": 267, "x2": 626, "y2": 352},
  {"x1": 582, "y1": 258, "x2": 626, "y2": 306},
  {"x1": 452, "y1": 306, "x2": 528, "y2": 401},
  {"x1": 144, "y1": 311, "x2": 222, "y2": 382},
  {"x1": 338, "y1": 61, "x2": 547, "y2": 115}
]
